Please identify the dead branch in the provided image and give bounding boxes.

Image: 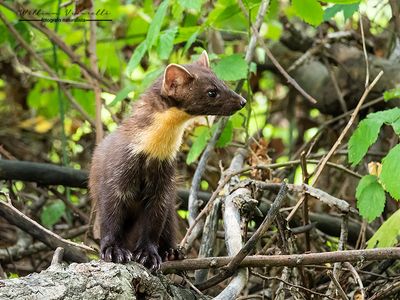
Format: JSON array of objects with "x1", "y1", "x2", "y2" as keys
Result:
[
  {"x1": 0, "y1": 193, "x2": 94, "y2": 263},
  {"x1": 162, "y1": 247, "x2": 400, "y2": 273}
]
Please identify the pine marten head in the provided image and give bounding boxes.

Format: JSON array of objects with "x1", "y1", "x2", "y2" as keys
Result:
[{"x1": 160, "y1": 51, "x2": 246, "y2": 116}]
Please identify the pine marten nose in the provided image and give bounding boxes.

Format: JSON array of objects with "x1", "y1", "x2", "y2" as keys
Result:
[{"x1": 239, "y1": 97, "x2": 247, "y2": 108}]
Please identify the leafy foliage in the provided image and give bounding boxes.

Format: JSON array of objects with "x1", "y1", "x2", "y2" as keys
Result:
[{"x1": 349, "y1": 106, "x2": 400, "y2": 222}]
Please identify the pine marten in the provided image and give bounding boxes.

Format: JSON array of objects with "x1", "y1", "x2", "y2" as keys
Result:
[{"x1": 89, "y1": 51, "x2": 246, "y2": 271}]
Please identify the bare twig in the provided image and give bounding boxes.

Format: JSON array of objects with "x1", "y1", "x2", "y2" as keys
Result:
[
  {"x1": 195, "y1": 198, "x2": 221, "y2": 283},
  {"x1": 50, "y1": 247, "x2": 65, "y2": 266},
  {"x1": 344, "y1": 262, "x2": 365, "y2": 299},
  {"x1": 22, "y1": 70, "x2": 94, "y2": 90},
  {"x1": 359, "y1": 13, "x2": 370, "y2": 87},
  {"x1": 327, "y1": 270, "x2": 349, "y2": 300},
  {"x1": 323, "y1": 56, "x2": 348, "y2": 113},
  {"x1": 327, "y1": 214, "x2": 349, "y2": 297}
]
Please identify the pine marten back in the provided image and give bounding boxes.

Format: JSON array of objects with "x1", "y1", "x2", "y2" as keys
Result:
[{"x1": 89, "y1": 51, "x2": 246, "y2": 271}]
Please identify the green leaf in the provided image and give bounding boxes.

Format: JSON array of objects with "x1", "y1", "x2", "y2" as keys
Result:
[
  {"x1": 391, "y1": 119, "x2": 400, "y2": 135},
  {"x1": 292, "y1": 0, "x2": 324, "y2": 26},
  {"x1": 178, "y1": 0, "x2": 203, "y2": 11},
  {"x1": 0, "y1": 25, "x2": 8, "y2": 44},
  {"x1": 213, "y1": 54, "x2": 248, "y2": 81},
  {"x1": 320, "y1": 0, "x2": 360, "y2": 3},
  {"x1": 323, "y1": 4, "x2": 342, "y2": 21},
  {"x1": 367, "y1": 209, "x2": 400, "y2": 248},
  {"x1": 323, "y1": 3, "x2": 358, "y2": 21},
  {"x1": 356, "y1": 175, "x2": 386, "y2": 222},
  {"x1": 157, "y1": 27, "x2": 178, "y2": 60},
  {"x1": 126, "y1": 41, "x2": 147, "y2": 76},
  {"x1": 73, "y1": 89, "x2": 95, "y2": 118},
  {"x1": 145, "y1": 0, "x2": 169, "y2": 50},
  {"x1": 348, "y1": 118, "x2": 383, "y2": 166},
  {"x1": 381, "y1": 144, "x2": 400, "y2": 200},
  {"x1": 186, "y1": 126, "x2": 211, "y2": 165},
  {"x1": 384, "y1": 87, "x2": 400, "y2": 101},
  {"x1": 342, "y1": 3, "x2": 359, "y2": 19},
  {"x1": 183, "y1": 30, "x2": 199, "y2": 53},
  {"x1": 216, "y1": 119, "x2": 233, "y2": 147},
  {"x1": 109, "y1": 84, "x2": 135, "y2": 107},
  {"x1": 40, "y1": 200, "x2": 66, "y2": 228},
  {"x1": 367, "y1": 107, "x2": 400, "y2": 124}
]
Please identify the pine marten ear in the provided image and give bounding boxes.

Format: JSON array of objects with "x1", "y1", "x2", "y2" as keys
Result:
[
  {"x1": 195, "y1": 50, "x2": 210, "y2": 68},
  {"x1": 162, "y1": 64, "x2": 194, "y2": 97}
]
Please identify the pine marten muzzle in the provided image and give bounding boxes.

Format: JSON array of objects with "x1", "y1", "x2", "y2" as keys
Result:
[{"x1": 89, "y1": 51, "x2": 246, "y2": 271}]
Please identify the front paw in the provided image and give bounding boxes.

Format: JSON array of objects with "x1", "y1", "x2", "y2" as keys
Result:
[
  {"x1": 160, "y1": 247, "x2": 185, "y2": 262},
  {"x1": 101, "y1": 245, "x2": 133, "y2": 263},
  {"x1": 133, "y1": 243, "x2": 162, "y2": 272}
]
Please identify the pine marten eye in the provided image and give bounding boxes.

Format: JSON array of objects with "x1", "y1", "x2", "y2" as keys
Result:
[{"x1": 207, "y1": 89, "x2": 217, "y2": 98}]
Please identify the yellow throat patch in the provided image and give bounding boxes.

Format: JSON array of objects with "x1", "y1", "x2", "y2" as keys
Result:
[{"x1": 134, "y1": 108, "x2": 193, "y2": 161}]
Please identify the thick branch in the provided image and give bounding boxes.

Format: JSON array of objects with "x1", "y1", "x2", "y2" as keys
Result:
[{"x1": 161, "y1": 248, "x2": 400, "y2": 273}]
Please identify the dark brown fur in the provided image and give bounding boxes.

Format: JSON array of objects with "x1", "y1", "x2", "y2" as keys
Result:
[{"x1": 89, "y1": 51, "x2": 246, "y2": 271}]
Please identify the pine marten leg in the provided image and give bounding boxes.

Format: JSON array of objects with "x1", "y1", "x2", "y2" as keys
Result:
[
  {"x1": 158, "y1": 204, "x2": 182, "y2": 261},
  {"x1": 99, "y1": 188, "x2": 134, "y2": 263},
  {"x1": 131, "y1": 199, "x2": 168, "y2": 271}
]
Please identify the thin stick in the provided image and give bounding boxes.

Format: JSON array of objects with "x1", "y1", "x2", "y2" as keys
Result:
[
  {"x1": 359, "y1": 13, "x2": 370, "y2": 87},
  {"x1": 344, "y1": 262, "x2": 365, "y2": 299},
  {"x1": 327, "y1": 270, "x2": 349, "y2": 300},
  {"x1": 88, "y1": 1, "x2": 104, "y2": 144}
]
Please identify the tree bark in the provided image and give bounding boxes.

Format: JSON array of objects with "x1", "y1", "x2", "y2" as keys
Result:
[{"x1": 0, "y1": 261, "x2": 207, "y2": 300}]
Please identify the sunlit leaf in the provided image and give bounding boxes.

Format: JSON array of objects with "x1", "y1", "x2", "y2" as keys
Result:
[
  {"x1": 356, "y1": 175, "x2": 386, "y2": 222},
  {"x1": 126, "y1": 41, "x2": 147, "y2": 76},
  {"x1": 292, "y1": 0, "x2": 323, "y2": 26},
  {"x1": 213, "y1": 54, "x2": 248, "y2": 81},
  {"x1": 157, "y1": 27, "x2": 177, "y2": 60},
  {"x1": 384, "y1": 87, "x2": 400, "y2": 101},
  {"x1": 145, "y1": 0, "x2": 169, "y2": 50},
  {"x1": 186, "y1": 126, "x2": 211, "y2": 165},
  {"x1": 367, "y1": 209, "x2": 400, "y2": 248},
  {"x1": 381, "y1": 144, "x2": 400, "y2": 200},
  {"x1": 216, "y1": 119, "x2": 233, "y2": 147},
  {"x1": 348, "y1": 118, "x2": 383, "y2": 166}
]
